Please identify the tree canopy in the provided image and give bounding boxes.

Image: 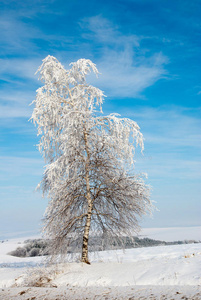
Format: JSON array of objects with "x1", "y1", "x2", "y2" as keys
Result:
[{"x1": 31, "y1": 56, "x2": 152, "y2": 263}]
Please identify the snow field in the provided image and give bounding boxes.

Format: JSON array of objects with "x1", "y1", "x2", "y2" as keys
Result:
[
  {"x1": 0, "y1": 239, "x2": 201, "y2": 288},
  {"x1": 0, "y1": 233, "x2": 201, "y2": 299},
  {"x1": 51, "y1": 243, "x2": 201, "y2": 287}
]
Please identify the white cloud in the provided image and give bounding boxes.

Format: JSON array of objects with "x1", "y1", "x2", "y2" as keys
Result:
[
  {"x1": 81, "y1": 16, "x2": 168, "y2": 98},
  {"x1": 0, "y1": 90, "x2": 36, "y2": 119},
  {"x1": 0, "y1": 14, "x2": 168, "y2": 110},
  {"x1": 96, "y1": 51, "x2": 167, "y2": 97},
  {"x1": 124, "y1": 106, "x2": 201, "y2": 182},
  {"x1": 0, "y1": 58, "x2": 42, "y2": 81},
  {"x1": 0, "y1": 156, "x2": 43, "y2": 179},
  {"x1": 0, "y1": 16, "x2": 40, "y2": 54},
  {"x1": 0, "y1": 105, "x2": 31, "y2": 118},
  {"x1": 140, "y1": 107, "x2": 201, "y2": 149},
  {"x1": 81, "y1": 15, "x2": 140, "y2": 47}
]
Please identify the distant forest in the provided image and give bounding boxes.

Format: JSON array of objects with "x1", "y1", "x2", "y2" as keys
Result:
[{"x1": 7, "y1": 237, "x2": 200, "y2": 258}]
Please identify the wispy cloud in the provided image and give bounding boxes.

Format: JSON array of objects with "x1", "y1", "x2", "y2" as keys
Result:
[
  {"x1": 0, "y1": 105, "x2": 31, "y2": 119},
  {"x1": 0, "y1": 156, "x2": 43, "y2": 180},
  {"x1": 129, "y1": 106, "x2": 201, "y2": 147},
  {"x1": 125, "y1": 106, "x2": 201, "y2": 182},
  {"x1": 0, "y1": 89, "x2": 36, "y2": 119},
  {"x1": 0, "y1": 15, "x2": 41, "y2": 55},
  {"x1": 0, "y1": 14, "x2": 169, "y2": 121},
  {"x1": 81, "y1": 15, "x2": 140, "y2": 47},
  {"x1": 81, "y1": 16, "x2": 168, "y2": 98},
  {"x1": 96, "y1": 51, "x2": 167, "y2": 98},
  {"x1": 0, "y1": 58, "x2": 42, "y2": 82}
]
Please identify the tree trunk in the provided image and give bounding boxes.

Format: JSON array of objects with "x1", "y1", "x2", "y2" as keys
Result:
[
  {"x1": 81, "y1": 204, "x2": 92, "y2": 264},
  {"x1": 81, "y1": 129, "x2": 93, "y2": 264}
]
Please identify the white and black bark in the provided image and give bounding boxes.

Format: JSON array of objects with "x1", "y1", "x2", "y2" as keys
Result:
[{"x1": 81, "y1": 129, "x2": 93, "y2": 263}]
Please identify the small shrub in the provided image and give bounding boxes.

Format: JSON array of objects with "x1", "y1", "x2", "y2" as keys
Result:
[
  {"x1": 9, "y1": 247, "x2": 27, "y2": 257},
  {"x1": 16, "y1": 267, "x2": 57, "y2": 288},
  {"x1": 29, "y1": 248, "x2": 40, "y2": 257}
]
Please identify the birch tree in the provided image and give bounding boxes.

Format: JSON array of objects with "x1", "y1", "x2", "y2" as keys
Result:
[{"x1": 31, "y1": 55, "x2": 152, "y2": 264}]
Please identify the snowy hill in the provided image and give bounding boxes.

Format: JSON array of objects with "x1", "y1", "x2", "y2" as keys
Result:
[{"x1": 0, "y1": 228, "x2": 201, "y2": 299}]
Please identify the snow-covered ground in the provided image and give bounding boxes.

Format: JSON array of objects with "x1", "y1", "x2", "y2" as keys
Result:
[
  {"x1": 0, "y1": 227, "x2": 201, "y2": 299},
  {"x1": 1, "y1": 241, "x2": 201, "y2": 287}
]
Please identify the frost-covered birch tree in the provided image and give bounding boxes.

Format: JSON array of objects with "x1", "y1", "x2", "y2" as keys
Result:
[{"x1": 31, "y1": 55, "x2": 152, "y2": 264}]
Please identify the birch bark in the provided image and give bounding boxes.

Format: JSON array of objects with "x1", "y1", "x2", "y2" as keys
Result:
[{"x1": 81, "y1": 129, "x2": 93, "y2": 263}]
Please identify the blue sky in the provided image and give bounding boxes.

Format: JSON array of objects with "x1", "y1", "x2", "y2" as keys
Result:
[{"x1": 0, "y1": 0, "x2": 200, "y2": 238}]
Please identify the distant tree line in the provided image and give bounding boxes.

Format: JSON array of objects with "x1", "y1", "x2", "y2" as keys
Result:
[
  {"x1": 8, "y1": 239, "x2": 49, "y2": 257},
  {"x1": 8, "y1": 237, "x2": 200, "y2": 258}
]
